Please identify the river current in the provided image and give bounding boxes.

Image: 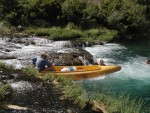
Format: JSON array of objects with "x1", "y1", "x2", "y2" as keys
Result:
[
  {"x1": 81, "y1": 41, "x2": 150, "y2": 107},
  {"x1": 1, "y1": 37, "x2": 150, "y2": 109}
]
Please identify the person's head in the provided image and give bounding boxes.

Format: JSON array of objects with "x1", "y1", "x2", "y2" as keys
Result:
[
  {"x1": 41, "y1": 53, "x2": 47, "y2": 59},
  {"x1": 100, "y1": 59, "x2": 104, "y2": 64},
  {"x1": 146, "y1": 60, "x2": 150, "y2": 64}
]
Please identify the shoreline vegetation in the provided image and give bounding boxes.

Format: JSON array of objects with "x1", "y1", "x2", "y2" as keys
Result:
[
  {"x1": 0, "y1": 62, "x2": 149, "y2": 112},
  {"x1": 0, "y1": 0, "x2": 150, "y2": 112},
  {"x1": 1, "y1": 21, "x2": 150, "y2": 44},
  {"x1": 0, "y1": 0, "x2": 150, "y2": 42},
  {"x1": 0, "y1": 21, "x2": 118, "y2": 44}
]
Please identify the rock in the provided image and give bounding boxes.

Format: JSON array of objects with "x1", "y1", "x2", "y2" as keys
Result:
[
  {"x1": 0, "y1": 56, "x2": 16, "y2": 59},
  {"x1": 7, "y1": 104, "x2": 28, "y2": 110},
  {"x1": 71, "y1": 39, "x2": 105, "y2": 47},
  {"x1": 90, "y1": 100, "x2": 107, "y2": 113},
  {"x1": 71, "y1": 39, "x2": 87, "y2": 47},
  {"x1": 47, "y1": 48, "x2": 94, "y2": 66},
  {"x1": 16, "y1": 25, "x2": 24, "y2": 32}
]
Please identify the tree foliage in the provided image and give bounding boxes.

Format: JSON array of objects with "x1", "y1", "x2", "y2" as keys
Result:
[
  {"x1": 98, "y1": 0, "x2": 148, "y2": 33},
  {"x1": 0, "y1": 0, "x2": 149, "y2": 34},
  {"x1": 61, "y1": 0, "x2": 87, "y2": 26}
]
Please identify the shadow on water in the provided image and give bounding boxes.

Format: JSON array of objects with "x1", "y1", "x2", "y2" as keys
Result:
[{"x1": 120, "y1": 39, "x2": 150, "y2": 57}]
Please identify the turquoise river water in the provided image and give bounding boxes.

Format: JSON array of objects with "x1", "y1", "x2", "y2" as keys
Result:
[{"x1": 80, "y1": 40, "x2": 150, "y2": 108}]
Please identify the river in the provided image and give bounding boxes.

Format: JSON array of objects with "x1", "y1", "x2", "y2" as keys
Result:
[
  {"x1": 1, "y1": 37, "x2": 150, "y2": 109},
  {"x1": 80, "y1": 40, "x2": 150, "y2": 107}
]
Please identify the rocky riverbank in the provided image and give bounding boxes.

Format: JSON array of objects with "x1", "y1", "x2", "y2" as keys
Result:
[
  {"x1": 0, "y1": 35, "x2": 100, "y2": 69},
  {"x1": 0, "y1": 35, "x2": 106, "y2": 112},
  {"x1": 0, "y1": 63, "x2": 105, "y2": 113}
]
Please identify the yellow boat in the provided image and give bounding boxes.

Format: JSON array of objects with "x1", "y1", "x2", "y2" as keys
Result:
[{"x1": 38, "y1": 65, "x2": 121, "y2": 80}]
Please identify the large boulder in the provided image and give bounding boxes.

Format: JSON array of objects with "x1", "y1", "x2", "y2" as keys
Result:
[{"x1": 47, "y1": 48, "x2": 94, "y2": 66}]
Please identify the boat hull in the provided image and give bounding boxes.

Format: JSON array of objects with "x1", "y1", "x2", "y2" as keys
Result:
[{"x1": 38, "y1": 65, "x2": 121, "y2": 80}]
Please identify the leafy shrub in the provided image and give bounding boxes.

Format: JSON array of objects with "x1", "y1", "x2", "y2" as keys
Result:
[
  {"x1": 64, "y1": 83, "x2": 88, "y2": 108},
  {"x1": 83, "y1": 28, "x2": 118, "y2": 42},
  {"x1": 0, "y1": 84, "x2": 12, "y2": 102},
  {"x1": 49, "y1": 27, "x2": 82, "y2": 40},
  {"x1": 43, "y1": 74, "x2": 54, "y2": 81},
  {"x1": 56, "y1": 76, "x2": 72, "y2": 86},
  {"x1": 0, "y1": 21, "x2": 12, "y2": 36},
  {"x1": 66, "y1": 22, "x2": 78, "y2": 29},
  {"x1": 22, "y1": 66, "x2": 38, "y2": 77},
  {"x1": 26, "y1": 27, "x2": 51, "y2": 36}
]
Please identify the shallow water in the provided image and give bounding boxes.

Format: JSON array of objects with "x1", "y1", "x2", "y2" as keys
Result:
[
  {"x1": 0, "y1": 37, "x2": 72, "y2": 68},
  {"x1": 80, "y1": 42, "x2": 150, "y2": 107},
  {"x1": 1, "y1": 36, "x2": 150, "y2": 110}
]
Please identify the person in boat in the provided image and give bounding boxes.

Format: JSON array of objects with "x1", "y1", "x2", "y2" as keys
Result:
[
  {"x1": 32, "y1": 53, "x2": 53, "y2": 72},
  {"x1": 145, "y1": 59, "x2": 150, "y2": 64},
  {"x1": 99, "y1": 59, "x2": 105, "y2": 66}
]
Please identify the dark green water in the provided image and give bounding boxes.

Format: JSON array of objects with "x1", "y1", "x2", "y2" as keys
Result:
[{"x1": 81, "y1": 41, "x2": 150, "y2": 108}]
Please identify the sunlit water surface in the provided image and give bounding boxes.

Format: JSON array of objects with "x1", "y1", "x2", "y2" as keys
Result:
[
  {"x1": 80, "y1": 43, "x2": 150, "y2": 107},
  {"x1": 1, "y1": 37, "x2": 150, "y2": 109}
]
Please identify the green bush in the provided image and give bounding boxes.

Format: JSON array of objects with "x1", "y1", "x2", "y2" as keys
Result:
[
  {"x1": 0, "y1": 21, "x2": 12, "y2": 36},
  {"x1": 64, "y1": 83, "x2": 88, "y2": 108},
  {"x1": 99, "y1": 0, "x2": 148, "y2": 33},
  {"x1": 29, "y1": 28, "x2": 51, "y2": 36},
  {"x1": 82, "y1": 28, "x2": 118, "y2": 42},
  {"x1": 0, "y1": 84, "x2": 12, "y2": 102},
  {"x1": 84, "y1": 29, "x2": 102, "y2": 37},
  {"x1": 66, "y1": 22, "x2": 78, "y2": 29},
  {"x1": 49, "y1": 27, "x2": 82, "y2": 40},
  {"x1": 61, "y1": 0, "x2": 86, "y2": 24},
  {"x1": 26, "y1": 27, "x2": 117, "y2": 42},
  {"x1": 56, "y1": 76, "x2": 72, "y2": 86},
  {"x1": 43, "y1": 74, "x2": 54, "y2": 81},
  {"x1": 22, "y1": 66, "x2": 38, "y2": 77},
  {"x1": 1, "y1": 0, "x2": 149, "y2": 37}
]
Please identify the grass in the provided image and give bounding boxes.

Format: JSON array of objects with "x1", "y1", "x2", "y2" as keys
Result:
[
  {"x1": 0, "y1": 62, "x2": 15, "y2": 72},
  {"x1": 91, "y1": 92, "x2": 149, "y2": 113},
  {"x1": 49, "y1": 27, "x2": 82, "y2": 40},
  {"x1": 26, "y1": 27, "x2": 82, "y2": 40},
  {"x1": 54, "y1": 76, "x2": 88, "y2": 108},
  {"x1": 43, "y1": 74, "x2": 55, "y2": 81},
  {"x1": 0, "y1": 20, "x2": 117, "y2": 42},
  {"x1": 26, "y1": 27, "x2": 51, "y2": 36},
  {"x1": 0, "y1": 21, "x2": 12, "y2": 36},
  {"x1": 22, "y1": 66, "x2": 38, "y2": 77},
  {"x1": 25, "y1": 27, "x2": 117, "y2": 42},
  {"x1": 63, "y1": 83, "x2": 88, "y2": 108},
  {"x1": 82, "y1": 28, "x2": 118, "y2": 42},
  {"x1": 0, "y1": 84, "x2": 12, "y2": 104},
  {"x1": 43, "y1": 75, "x2": 149, "y2": 112},
  {"x1": 0, "y1": 62, "x2": 149, "y2": 112}
]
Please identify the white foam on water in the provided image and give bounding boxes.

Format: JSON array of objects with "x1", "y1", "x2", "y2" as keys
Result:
[
  {"x1": 0, "y1": 59, "x2": 24, "y2": 69},
  {"x1": 1, "y1": 39, "x2": 72, "y2": 68},
  {"x1": 84, "y1": 43, "x2": 150, "y2": 81}
]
